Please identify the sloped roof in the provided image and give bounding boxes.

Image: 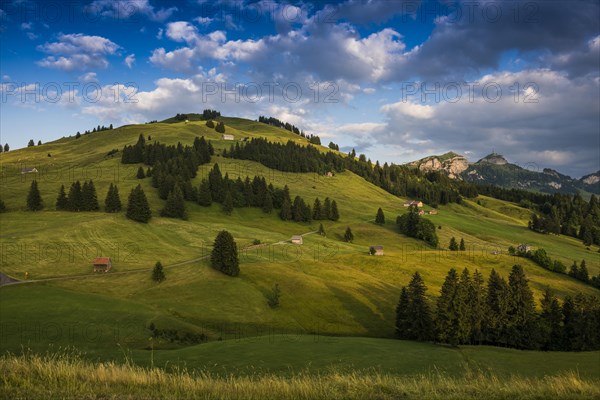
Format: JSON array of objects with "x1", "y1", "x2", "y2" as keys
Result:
[{"x1": 93, "y1": 257, "x2": 111, "y2": 264}]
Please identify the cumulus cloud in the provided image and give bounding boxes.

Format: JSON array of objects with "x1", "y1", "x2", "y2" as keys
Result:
[
  {"x1": 87, "y1": 0, "x2": 177, "y2": 22},
  {"x1": 37, "y1": 33, "x2": 120, "y2": 71}
]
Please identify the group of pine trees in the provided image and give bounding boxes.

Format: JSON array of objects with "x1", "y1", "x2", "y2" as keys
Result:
[
  {"x1": 396, "y1": 206, "x2": 438, "y2": 247},
  {"x1": 257, "y1": 116, "x2": 321, "y2": 144},
  {"x1": 74, "y1": 124, "x2": 113, "y2": 139},
  {"x1": 0, "y1": 143, "x2": 9, "y2": 152},
  {"x1": 395, "y1": 266, "x2": 600, "y2": 351},
  {"x1": 55, "y1": 181, "x2": 99, "y2": 211},
  {"x1": 528, "y1": 193, "x2": 600, "y2": 246},
  {"x1": 511, "y1": 246, "x2": 600, "y2": 289},
  {"x1": 448, "y1": 237, "x2": 466, "y2": 251},
  {"x1": 27, "y1": 139, "x2": 42, "y2": 147}
]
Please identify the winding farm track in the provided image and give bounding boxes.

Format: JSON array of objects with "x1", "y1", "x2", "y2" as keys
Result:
[{"x1": 0, "y1": 231, "x2": 318, "y2": 287}]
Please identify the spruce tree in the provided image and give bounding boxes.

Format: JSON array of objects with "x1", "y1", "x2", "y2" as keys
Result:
[
  {"x1": 577, "y1": 259, "x2": 589, "y2": 282},
  {"x1": 375, "y1": 207, "x2": 385, "y2": 224},
  {"x1": 459, "y1": 238, "x2": 466, "y2": 251},
  {"x1": 56, "y1": 185, "x2": 68, "y2": 210},
  {"x1": 318, "y1": 223, "x2": 325, "y2": 236},
  {"x1": 161, "y1": 184, "x2": 187, "y2": 219},
  {"x1": 313, "y1": 198, "x2": 322, "y2": 220},
  {"x1": 405, "y1": 272, "x2": 434, "y2": 341},
  {"x1": 67, "y1": 181, "x2": 82, "y2": 211},
  {"x1": 222, "y1": 190, "x2": 234, "y2": 215},
  {"x1": 126, "y1": 184, "x2": 152, "y2": 223},
  {"x1": 152, "y1": 261, "x2": 166, "y2": 282},
  {"x1": 82, "y1": 180, "x2": 99, "y2": 211},
  {"x1": 507, "y1": 265, "x2": 538, "y2": 349},
  {"x1": 329, "y1": 200, "x2": 340, "y2": 221},
  {"x1": 468, "y1": 269, "x2": 486, "y2": 344},
  {"x1": 344, "y1": 227, "x2": 354, "y2": 243},
  {"x1": 568, "y1": 261, "x2": 578, "y2": 278},
  {"x1": 435, "y1": 268, "x2": 469, "y2": 345},
  {"x1": 197, "y1": 179, "x2": 212, "y2": 206},
  {"x1": 395, "y1": 287, "x2": 410, "y2": 338},
  {"x1": 211, "y1": 230, "x2": 239, "y2": 276},
  {"x1": 292, "y1": 196, "x2": 306, "y2": 222},
  {"x1": 280, "y1": 197, "x2": 292, "y2": 220},
  {"x1": 449, "y1": 237, "x2": 459, "y2": 251},
  {"x1": 540, "y1": 288, "x2": 563, "y2": 351},
  {"x1": 26, "y1": 180, "x2": 43, "y2": 211},
  {"x1": 262, "y1": 191, "x2": 273, "y2": 213},
  {"x1": 206, "y1": 120, "x2": 215, "y2": 128},
  {"x1": 137, "y1": 166, "x2": 146, "y2": 179},
  {"x1": 105, "y1": 183, "x2": 122, "y2": 213},
  {"x1": 485, "y1": 269, "x2": 510, "y2": 345},
  {"x1": 209, "y1": 164, "x2": 224, "y2": 202}
]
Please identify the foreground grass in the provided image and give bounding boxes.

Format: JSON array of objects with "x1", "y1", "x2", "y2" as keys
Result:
[{"x1": 1, "y1": 353, "x2": 598, "y2": 400}]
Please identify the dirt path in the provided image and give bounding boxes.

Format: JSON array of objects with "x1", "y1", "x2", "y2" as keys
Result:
[{"x1": 0, "y1": 231, "x2": 318, "y2": 287}]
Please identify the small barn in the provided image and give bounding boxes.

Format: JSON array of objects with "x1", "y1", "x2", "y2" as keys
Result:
[
  {"x1": 428, "y1": 209, "x2": 438, "y2": 215},
  {"x1": 326, "y1": 171, "x2": 333, "y2": 177},
  {"x1": 222, "y1": 134, "x2": 235, "y2": 141},
  {"x1": 369, "y1": 245, "x2": 384, "y2": 256},
  {"x1": 21, "y1": 167, "x2": 38, "y2": 174},
  {"x1": 291, "y1": 235, "x2": 303, "y2": 245},
  {"x1": 93, "y1": 257, "x2": 112, "y2": 273},
  {"x1": 403, "y1": 200, "x2": 423, "y2": 208},
  {"x1": 517, "y1": 244, "x2": 531, "y2": 253}
]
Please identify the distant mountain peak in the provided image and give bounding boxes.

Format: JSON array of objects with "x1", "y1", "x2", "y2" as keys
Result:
[{"x1": 477, "y1": 153, "x2": 508, "y2": 165}]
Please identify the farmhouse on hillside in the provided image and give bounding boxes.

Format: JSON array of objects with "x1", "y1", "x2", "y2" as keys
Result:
[
  {"x1": 369, "y1": 245, "x2": 384, "y2": 256},
  {"x1": 92, "y1": 257, "x2": 112, "y2": 273},
  {"x1": 20, "y1": 167, "x2": 38, "y2": 174},
  {"x1": 517, "y1": 244, "x2": 532, "y2": 253},
  {"x1": 222, "y1": 134, "x2": 235, "y2": 141},
  {"x1": 291, "y1": 235, "x2": 303, "y2": 245},
  {"x1": 403, "y1": 200, "x2": 423, "y2": 208}
]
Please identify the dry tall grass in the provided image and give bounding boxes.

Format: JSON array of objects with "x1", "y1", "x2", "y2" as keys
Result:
[{"x1": 1, "y1": 352, "x2": 599, "y2": 400}]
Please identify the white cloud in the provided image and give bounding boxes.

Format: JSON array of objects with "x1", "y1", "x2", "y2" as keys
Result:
[
  {"x1": 37, "y1": 33, "x2": 120, "y2": 71},
  {"x1": 87, "y1": 0, "x2": 177, "y2": 22},
  {"x1": 381, "y1": 101, "x2": 434, "y2": 119},
  {"x1": 78, "y1": 72, "x2": 98, "y2": 83},
  {"x1": 125, "y1": 54, "x2": 136, "y2": 68},
  {"x1": 194, "y1": 16, "x2": 213, "y2": 26}
]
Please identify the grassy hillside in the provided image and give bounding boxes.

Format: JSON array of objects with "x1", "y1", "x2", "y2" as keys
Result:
[{"x1": 1, "y1": 116, "x2": 599, "y2": 379}]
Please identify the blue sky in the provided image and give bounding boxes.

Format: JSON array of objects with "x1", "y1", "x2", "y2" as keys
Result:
[{"x1": 1, "y1": 0, "x2": 599, "y2": 177}]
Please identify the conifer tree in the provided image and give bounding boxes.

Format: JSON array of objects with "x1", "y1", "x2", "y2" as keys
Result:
[
  {"x1": 435, "y1": 268, "x2": 469, "y2": 345},
  {"x1": 222, "y1": 190, "x2": 234, "y2": 215},
  {"x1": 485, "y1": 269, "x2": 510, "y2": 345},
  {"x1": 206, "y1": 120, "x2": 215, "y2": 128},
  {"x1": 161, "y1": 184, "x2": 187, "y2": 219},
  {"x1": 126, "y1": 184, "x2": 152, "y2": 223},
  {"x1": 0, "y1": 199, "x2": 6, "y2": 213},
  {"x1": 137, "y1": 166, "x2": 146, "y2": 179},
  {"x1": 577, "y1": 259, "x2": 589, "y2": 282},
  {"x1": 468, "y1": 269, "x2": 486, "y2": 344},
  {"x1": 104, "y1": 183, "x2": 122, "y2": 213},
  {"x1": 280, "y1": 197, "x2": 292, "y2": 221},
  {"x1": 292, "y1": 196, "x2": 306, "y2": 222},
  {"x1": 67, "y1": 181, "x2": 82, "y2": 211},
  {"x1": 197, "y1": 179, "x2": 212, "y2": 206},
  {"x1": 56, "y1": 185, "x2": 68, "y2": 210},
  {"x1": 375, "y1": 207, "x2": 385, "y2": 224},
  {"x1": 82, "y1": 180, "x2": 99, "y2": 211},
  {"x1": 395, "y1": 287, "x2": 410, "y2": 338},
  {"x1": 152, "y1": 261, "x2": 166, "y2": 282},
  {"x1": 405, "y1": 272, "x2": 434, "y2": 341},
  {"x1": 26, "y1": 180, "x2": 43, "y2": 211},
  {"x1": 313, "y1": 198, "x2": 322, "y2": 220},
  {"x1": 568, "y1": 261, "x2": 578, "y2": 278},
  {"x1": 506, "y1": 264, "x2": 538, "y2": 349},
  {"x1": 449, "y1": 237, "x2": 459, "y2": 251},
  {"x1": 330, "y1": 200, "x2": 340, "y2": 221},
  {"x1": 209, "y1": 164, "x2": 224, "y2": 202},
  {"x1": 318, "y1": 223, "x2": 325, "y2": 236},
  {"x1": 540, "y1": 288, "x2": 563, "y2": 351},
  {"x1": 211, "y1": 230, "x2": 239, "y2": 276},
  {"x1": 262, "y1": 191, "x2": 273, "y2": 213},
  {"x1": 344, "y1": 226, "x2": 354, "y2": 243},
  {"x1": 459, "y1": 238, "x2": 466, "y2": 251}
]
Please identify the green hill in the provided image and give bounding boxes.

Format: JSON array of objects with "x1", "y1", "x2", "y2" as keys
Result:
[{"x1": 0, "y1": 116, "x2": 599, "y2": 388}]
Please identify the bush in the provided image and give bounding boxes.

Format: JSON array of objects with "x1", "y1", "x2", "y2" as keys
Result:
[{"x1": 266, "y1": 284, "x2": 281, "y2": 308}]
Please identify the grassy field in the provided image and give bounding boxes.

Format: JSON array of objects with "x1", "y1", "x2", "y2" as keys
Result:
[
  {"x1": 1, "y1": 351, "x2": 599, "y2": 400},
  {"x1": 1, "y1": 117, "x2": 599, "y2": 397}
]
